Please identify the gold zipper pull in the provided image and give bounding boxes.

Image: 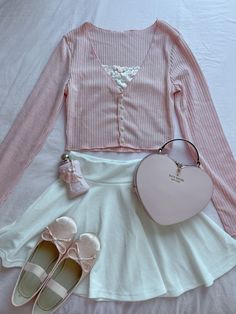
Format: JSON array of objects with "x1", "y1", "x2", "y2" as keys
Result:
[{"x1": 61, "y1": 152, "x2": 71, "y2": 163}]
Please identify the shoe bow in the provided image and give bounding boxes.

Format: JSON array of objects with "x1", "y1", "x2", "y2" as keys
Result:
[
  {"x1": 66, "y1": 233, "x2": 100, "y2": 273},
  {"x1": 41, "y1": 228, "x2": 72, "y2": 254}
]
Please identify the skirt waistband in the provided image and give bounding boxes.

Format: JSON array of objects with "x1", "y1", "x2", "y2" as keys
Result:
[{"x1": 69, "y1": 152, "x2": 144, "y2": 184}]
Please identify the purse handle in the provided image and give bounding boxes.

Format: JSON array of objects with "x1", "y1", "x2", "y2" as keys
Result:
[{"x1": 158, "y1": 138, "x2": 201, "y2": 167}]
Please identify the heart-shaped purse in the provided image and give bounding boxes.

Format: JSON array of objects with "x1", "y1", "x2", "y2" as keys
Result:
[{"x1": 133, "y1": 138, "x2": 213, "y2": 225}]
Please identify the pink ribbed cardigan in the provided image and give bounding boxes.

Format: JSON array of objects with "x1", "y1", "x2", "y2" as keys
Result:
[{"x1": 0, "y1": 19, "x2": 236, "y2": 235}]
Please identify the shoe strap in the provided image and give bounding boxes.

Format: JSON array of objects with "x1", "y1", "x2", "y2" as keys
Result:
[
  {"x1": 46, "y1": 278, "x2": 68, "y2": 299},
  {"x1": 24, "y1": 262, "x2": 48, "y2": 282}
]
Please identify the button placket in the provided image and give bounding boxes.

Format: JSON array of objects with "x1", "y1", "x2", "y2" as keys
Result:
[{"x1": 117, "y1": 92, "x2": 126, "y2": 144}]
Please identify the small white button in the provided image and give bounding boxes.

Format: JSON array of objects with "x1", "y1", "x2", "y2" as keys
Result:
[
  {"x1": 120, "y1": 127, "x2": 125, "y2": 131},
  {"x1": 120, "y1": 116, "x2": 124, "y2": 120},
  {"x1": 120, "y1": 105, "x2": 124, "y2": 110}
]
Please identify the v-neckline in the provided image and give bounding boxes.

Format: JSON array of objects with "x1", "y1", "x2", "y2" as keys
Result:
[{"x1": 85, "y1": 19, "x2": 160, "y2": 95}]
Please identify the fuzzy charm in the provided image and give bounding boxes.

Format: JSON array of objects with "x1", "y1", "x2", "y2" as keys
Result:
[{"x1": 58, "y1": 153, "x2": 89, "y2": 198}]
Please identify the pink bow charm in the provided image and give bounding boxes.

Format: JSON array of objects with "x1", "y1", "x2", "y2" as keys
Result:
[
  {"x1": 58, "y1": 161, "x2": 82, "y2": 184},
  {"x1": 58, "y1": 159, "x2": 90, "y2": 198},
  {"x1": 42, "y1": 227, "x2": 72, "y2": 255}
]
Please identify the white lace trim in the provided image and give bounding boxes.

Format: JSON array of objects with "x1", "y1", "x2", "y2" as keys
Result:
[{"x1": 102, "y1": 64, "x2": 140, "y2": 90}]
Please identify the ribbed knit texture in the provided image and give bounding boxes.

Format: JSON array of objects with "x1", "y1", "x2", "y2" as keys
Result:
[{"x1": 0, "y1": 19, "x2": 235, "y2": 235}]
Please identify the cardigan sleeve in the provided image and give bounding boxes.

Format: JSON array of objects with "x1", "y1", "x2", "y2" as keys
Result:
[
  {"x1": 170, "y1": 33, "x2": 236, "y2": 236},
  {"x1": 0, "y1": 36, "x2": 71, "y2": 207}
]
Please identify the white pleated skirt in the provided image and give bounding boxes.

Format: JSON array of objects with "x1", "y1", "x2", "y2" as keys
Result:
[{"x1": 1, "y1": 152, "x2": 236, "y2": 301}]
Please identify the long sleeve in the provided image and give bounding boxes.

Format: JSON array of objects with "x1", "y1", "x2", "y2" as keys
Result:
[
  {"x1": 169, "y1": 32, "x2": 236, "y2": 236},
  {"x1": 0, "y1": 35, "x2": 71, "y2": 207}
]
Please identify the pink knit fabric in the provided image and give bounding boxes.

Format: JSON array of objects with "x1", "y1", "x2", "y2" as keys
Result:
[{"x1": 0, "y1": 19, "x2": 236, "y2": 235}]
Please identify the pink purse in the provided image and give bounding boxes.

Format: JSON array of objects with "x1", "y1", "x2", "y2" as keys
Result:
[
  {"x1": 58, "y1": 152, "x2": 90, "y2": 198},
  {"x1": 133, "y1": 138, "x2": 213, "y2": 225}
]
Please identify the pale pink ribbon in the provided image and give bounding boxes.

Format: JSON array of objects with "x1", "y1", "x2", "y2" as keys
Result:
[
  {"x1": 67, "y1": 242, "x2": 97, "y2": 273},
  {"x1": 41, "y1": 227, "x2": 72, "y2": 255}
]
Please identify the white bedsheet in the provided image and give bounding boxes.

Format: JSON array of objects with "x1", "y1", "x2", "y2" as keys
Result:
[{"x1": 0, "y1": 0, "x2": 236, "y2": 313}]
